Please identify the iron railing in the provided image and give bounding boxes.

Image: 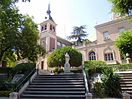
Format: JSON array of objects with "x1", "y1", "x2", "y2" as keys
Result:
[
  {"x1": 82, "y1": 69, "x2": 89, "y2": 95},
  {"x1": 13, "y1": 68, "x2": 36, "y2": 92}
]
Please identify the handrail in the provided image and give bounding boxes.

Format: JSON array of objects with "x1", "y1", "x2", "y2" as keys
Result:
[
  {"x1": 13, "y1": 68, "x2": 36, "y2": 92},
  {"x1": 82, "y1": 69, "x2": 89, "y2": 95}
]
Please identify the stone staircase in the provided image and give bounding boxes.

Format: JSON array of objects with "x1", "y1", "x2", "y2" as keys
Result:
[
  {"x1": 20, "y1": 73, "x2": 86, "y2": 99},
  {"x1": 117, "y1": 72, "x2": 132, "y2": 96}
]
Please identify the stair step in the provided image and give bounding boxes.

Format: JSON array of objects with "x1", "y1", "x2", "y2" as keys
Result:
[
  {"x1": 122, "y1": 91, "x2": 132, "y2": 94},
  {"x1": 120, "y1": 79, "x2": 132, "y2": 81},
  {"x1": 117, "y1": 72, "x2": 132, "y2": 96},
  {"x1": 26, "y1": 87, "x2": 85, "y2": 91},
  {"x1": 28, "y1": 84, "x2": 84, "y2": 88},
  {"x1": 121, "y1": 87, "x2": 132, "y2": 90},
  {"x1": 120, "y1": 76, "x2": 132, "y2": 79},
  {"x1": 34, "y1": 78, "x2": 83, "y2": 80},
  {"x1": 20, "y1": 73, "x2": 86, "y2": 99},
  {"x1": 21, "y1": 94, "x2": 86, "y2": 98},
  {"x1": 23, "y1": 91, "x2": 85, "y2": 95},
  {"x1": 38, "y1": 74, "x2": 83, "y2": 76},
  {"x1": 119, "y1": 75, "x2": 132, "y2": 77},
  {"x1": 30, "y1": 82, "x2": 84, "y2": 85},
  {"x1": 120, "y1": 81, "x2": 132, "y2": 84},
  {"x1": 36, "y1": 76, "x2": 83, "y2": 78},
  {"x1": 32, "y1": 79, "x2": 83, "y2": 82},
  {"x1": 120, "y1": 84, "x2": 132, "y2": 87}
]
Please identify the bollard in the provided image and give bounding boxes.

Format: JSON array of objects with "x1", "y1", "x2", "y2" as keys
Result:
[
  {"x1": 9, "y1": 92, "x2": 18, "y2": 99},
  {"x1": 86, "y1": 93, "x2": 92, "y2": 99},
  {"x1": 122, "y1": 92, "x2": 130, "y2": 99}
]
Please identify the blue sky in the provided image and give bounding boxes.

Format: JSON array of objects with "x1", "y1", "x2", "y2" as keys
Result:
[{"x1": 16, "y1": 0, "x2": 112, "y2": 41}]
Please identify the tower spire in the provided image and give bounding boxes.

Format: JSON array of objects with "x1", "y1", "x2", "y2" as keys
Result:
[{"x1": 46, "y1": 3, "x2": 54, "y2": 22}]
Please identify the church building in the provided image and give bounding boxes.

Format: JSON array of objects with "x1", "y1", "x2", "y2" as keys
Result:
[
  {"x1": 40, "y1": 4, "x2": 72, "y2": 52},
  {"x1": 38, "y1": 4, "x2": 132, "y2": 70},
  {"x1": 76, "y1": 16, "x2": 132, "y2": 64},
  {"x1": 38, "y1": 4, "x2": 72, "y2": 70}
]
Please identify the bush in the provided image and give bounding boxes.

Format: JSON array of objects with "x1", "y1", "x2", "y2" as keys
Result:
[
  {"x1": 84, "y1": 61, "x2": 121, "y2": 98},
  {"x1": 84, "y1": 60, "x2": 106, "y2": 77},
  {"x1": 93, "y1": 82, "x2": 105, "y2": 98},
  {"x1": 102, "y1": 68, "x2": 121, "y2": 97},
  {"x1": 47, "y1": 46, "x2": 82, "y2": 67},
  {"x1": 11, "y1": 63, "x2": 36, "y2": 75},
  {"x1": 53, "y1": 67, "x2": 63, "y2": 75},
  {"x1": 0, "y1": 91, "x2": 11, "y2": 97},
  {"x1": 108, "y1": 63, "x2": 132, "y2": 71},
  {"x1": 84, "y1": 60, "x2": 106, "y2": 70},
  {"x1": 0, "y1": 67, "x2": 12, "y2": 74},
  {"x1": 0, "y1": 77, "x2": 13, "y2": 91}
]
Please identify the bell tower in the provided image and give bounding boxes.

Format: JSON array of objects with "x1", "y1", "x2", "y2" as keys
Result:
[{"x1": 40, "y1": 3, "x2": 57, "y2": 52}]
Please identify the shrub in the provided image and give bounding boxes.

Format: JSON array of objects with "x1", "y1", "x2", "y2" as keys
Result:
[
  {"x1": 0, "y1": 91, "x2": 11, "y2": 97},
  {"x1": 47, "y1": 46, "x2": 82, "y2": 67},
  {"x1": 84, "y1": 60, "x2": 106, "y2": 70},
  {"x1": 53, "y1": 67, "x2": 63, "y2": 75},
  {"x1": 84, "y1": 61, "x2": 121, "y2": 98},
  {"x1": 93, "y1": 82, "x2": 105, "y2": 98},
  {"x1": 11, "y1": 63, "x2": 36, "y2": 75},
  {"x1": 0, "y1": 67, "x2": 12, "y2": 74},
  {"x1": 102, "y1": 68, "x2": 121, "y2": 97},
  {"x1": 108, "y1": 63, "x2": 132, "y2": 71},
  {"x1": 84, "y1": 60, "x2": 106, "y2": 76}
]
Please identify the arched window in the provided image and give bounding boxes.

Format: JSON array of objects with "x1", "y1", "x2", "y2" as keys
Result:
[
  {"x1": 89, "y1": 51, "x2": 96, "y2": 60},
  {"x1": 50, "y1": 25, "x2": 52, "y2": 30},
  {"x1": 44, "y1": 24, "x2": 47, "y2": 30},
  {"x1": 41, "y1": 26, "x2": 44, "y2": 31},
  {"x1": 104, "y1": 48, "x2": 114, "y2": 61},
  {"x1": 53, "y1": 26, "x2": 55, "y2": 32}
]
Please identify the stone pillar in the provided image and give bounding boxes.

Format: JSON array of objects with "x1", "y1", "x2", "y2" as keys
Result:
[
  {"x1": 86, "y1": 93, "x2": 92, "y2": 99},
  {"x1": 126, "y1": 58, "x2": 131, "y2": 64},
  {"x1": 9, "y1": 92, "x2": 18, "y2": 99},
  {"x1": 122, "y1": 92, "x2": 130, "y2": 99}
]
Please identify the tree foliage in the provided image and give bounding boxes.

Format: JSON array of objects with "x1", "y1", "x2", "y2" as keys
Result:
[
  {"x1": 47, "y1": 46, "x2": 82, "y2": 67},
  {"x1": 68, "y1": 25, "x2": 88, "y2": 45},
  {"x1": 0, "y1": 0, "x2": 45, "y2": 63},
  {"x1": 115, "y1": 30, "x2": 132, "y2": 58},
  {"x1": 108, "y1": 0, "x2": 132, "y2": 16}
]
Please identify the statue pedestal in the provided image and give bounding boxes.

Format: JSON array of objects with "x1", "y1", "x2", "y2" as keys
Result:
[
  {"x1": 64, "y1": 63, "x2": 70, "y2": 73},
  {"x1": 64, "y1": 53, "x2": 71, "y2": 74}
]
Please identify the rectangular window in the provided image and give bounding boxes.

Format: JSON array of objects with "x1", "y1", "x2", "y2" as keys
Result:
[
  {"x1": 62, "y1": 44, "x2": 65, "y2": 47},
  {"x1": 103, "y1": 31, "x2": 110, "y2": 40},
  {"x1": 57, "y1": 42, "x2": 61, "y2": 48},
  {"x1": 50, "y1": 25, "x2": 52, "y2": 30},
  {"x1": 41, "y1": 26, "x2": 44, "y2": 31},
  {"x1": 104, "y1": 53, "x2": 113, "y2": 61},
  {"x1": 118, "y1": 27, "x2": 124, "y2": 33}
]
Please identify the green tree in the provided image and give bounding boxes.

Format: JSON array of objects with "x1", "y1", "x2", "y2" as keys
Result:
[
  {"x1": 47, "y1": 46, "x2": 82, "y2": 67},
  {"x1": 2, "y1": 49, "x2": 17, "y2": 67},
  {"x1": 68, "y1": 25, "x2": 88, "y2": 45},
  {"x1": 108, "y1": 0, "x2": 132, "y2": 16},
  {"x1": 0, "y1": 0, "x2": 45, "y2": 63},
  {"x1": 115, "y1": 30, "x2": 132, "y2": 58}
]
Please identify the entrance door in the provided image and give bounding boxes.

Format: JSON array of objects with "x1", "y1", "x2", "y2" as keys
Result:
[{"x1": 41, "y1": 61, "x2": 44, "y2": 69}]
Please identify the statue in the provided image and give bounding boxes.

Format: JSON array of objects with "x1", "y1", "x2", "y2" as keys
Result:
[{"x1": 64, "y1": 53, "x2": 70, "y2": 73}]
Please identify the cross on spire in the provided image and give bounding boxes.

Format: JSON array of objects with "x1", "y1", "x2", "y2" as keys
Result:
[{"x1": 46, "y1": 3, "x2": 54, "y2": 22}]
